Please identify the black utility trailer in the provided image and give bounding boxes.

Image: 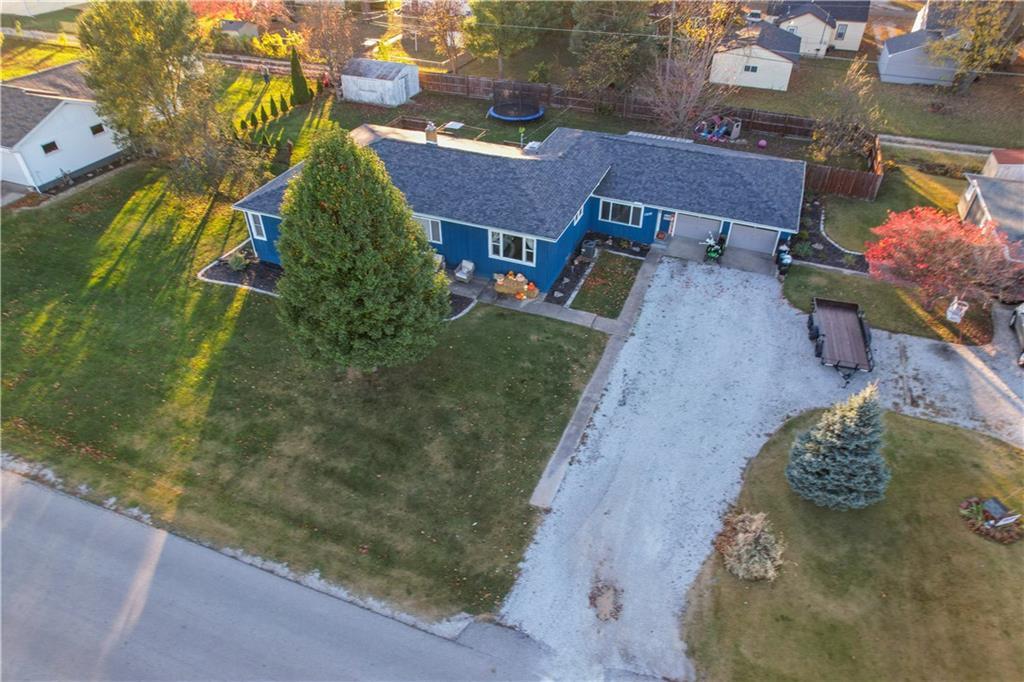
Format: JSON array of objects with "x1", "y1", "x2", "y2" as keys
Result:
[{"x1": 807, "y1": 298, "x2": 874, "y2": 385}]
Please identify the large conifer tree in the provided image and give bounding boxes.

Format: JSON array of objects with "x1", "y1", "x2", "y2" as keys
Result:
[
  {"x1": 276, "y1": 129, "x2": 450, "y2": 371},
  {"x1": 786, "y1": 384, "x2": 891, "y2": 510},
  {"x1": 289, "y1": 46, "x2": 310, "y2": 104}
]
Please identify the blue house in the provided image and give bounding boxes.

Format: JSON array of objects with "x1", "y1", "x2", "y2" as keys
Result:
[{"x1": 233, "y1": 125, "x2": 806, "y2": 291}]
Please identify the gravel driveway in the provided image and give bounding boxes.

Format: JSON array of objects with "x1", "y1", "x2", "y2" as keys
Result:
[{"x1": 501, "y1": 258, "x2": 1022, "y2": 680}]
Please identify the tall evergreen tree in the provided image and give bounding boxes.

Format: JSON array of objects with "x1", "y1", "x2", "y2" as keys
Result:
[
  {"x1": 269, "y1": 96, "x2": 279, "y2": 117},
  {"x1": 786, "y1": 385, "x2": 891, "y2": 510},
  {"x1": 289, "y1": 45, "x2": 310, "y2": 104},
  {"x1": 279, "y1": 93, "x2": 289, "y2": 114},
  {"x1": 277, "y1": 129, "x2": 450, "y2": 371},
  {"x1": 259, "y1": 103, "x2": 269, "y2": 124},
  {"x1": 249, "y1": 110, "x2": 259, "y2": 128},
  {"x1": 465, "y1": 1, "x2": 562, "y2": 80}
]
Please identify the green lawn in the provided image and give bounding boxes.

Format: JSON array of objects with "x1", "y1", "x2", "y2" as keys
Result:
[
  {"x1": 570, "y1": 250, "x2": 643, "y2": 319},
  {"x1": 726, "y1": 57, "x2": 1024, "y2": 148},
  {"x1": 0, "y1": 165, "x2": 606, "y2": 616},
  {"x1": 783, "y1": 264, "x2": 992, "y2": 345},
  {"x1": 216, "y1": 68, "x2": 295, "y2": 126},
  {"x1": 825, "y1": 165, "x2": 965, "y2": 251},
  {"x1": 0, "y1": 36, "x2": 80, "y2": 80},
  {"x1": 0, "y1": 6, "x2": 81, "y2": 34},
  {"x1": 685, "y1": 411, "x2": 1024, "y2": 682}
]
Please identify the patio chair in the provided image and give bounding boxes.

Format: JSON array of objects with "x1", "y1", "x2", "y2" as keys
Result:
[{"x1": 454, "y1": 259, "x2": 475, "y2": 283}]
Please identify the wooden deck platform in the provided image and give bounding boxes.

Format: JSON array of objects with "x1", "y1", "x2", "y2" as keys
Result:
[{"x1": 813, "y1": 299, "x2": 871, "y2": 370}]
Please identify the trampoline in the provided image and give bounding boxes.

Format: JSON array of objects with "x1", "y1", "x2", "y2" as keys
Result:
[{"x1": 488, "y1": 81, "x2": 545, "y2": 122}]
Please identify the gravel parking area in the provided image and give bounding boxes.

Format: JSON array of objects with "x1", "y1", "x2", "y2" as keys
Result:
[{"x1": 501, "y1": 258, "x2": 1022, "y2": 680}]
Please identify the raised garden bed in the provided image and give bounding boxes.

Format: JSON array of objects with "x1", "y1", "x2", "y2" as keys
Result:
[
  {"x1": 789, "y1": 196, "x2": 868, "y2": 272},
  {"x1": 201, "y1": 245, "x2": 283, "y2": 294},
  {"x1": 545, "y1": 233, "x2": 649, "y2": 305}
]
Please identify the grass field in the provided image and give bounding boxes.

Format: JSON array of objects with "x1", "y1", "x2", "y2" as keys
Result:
[
  {"x1": 0, "y1": 36, "x2": 80, "y2": 80},
  {"x1": 685, "y1": 411, "x2": 1024, "y2": 682},
  {"x1": 825, "y1": 165, "x2": 965, "y2": 251},
  {"x1": 0, "y1": 165, "x2": 606, "y2": 616},
  {"x1": 217, "y1": 68, "x2": 295, "y2": 125},
  {"x1": 726, "y1": 57, "x2": 1024, "y2": 148},
  {"x1": 0, "y1": 7, "x2": 81, "y2": 34},
  {"x1": 570, "y1": 251, "x2": 643, "y2": 319},
  {"x1": 783, "y1": 264, "x2": 992, "y2": 345}
]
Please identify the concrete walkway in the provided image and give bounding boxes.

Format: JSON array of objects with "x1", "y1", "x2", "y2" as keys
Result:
[
  {"x1": 878, "y1": 133, "x2": 992, "y2": 156},
  {"x1": 0, "y1": 27, "x2": 78, "y2": 45}
]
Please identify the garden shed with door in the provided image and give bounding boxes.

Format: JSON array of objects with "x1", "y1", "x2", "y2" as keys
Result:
[{"x1": 340, "y1": 59, "x2": 420, "y2": 107}]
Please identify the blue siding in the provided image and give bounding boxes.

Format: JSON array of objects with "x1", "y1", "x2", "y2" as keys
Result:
[
  {"x1": 591, "y1": 196, "x2": 658, "y2": 243},
  {"x1": 249, "y1": 213, "x2": 283, "y2": 264}
]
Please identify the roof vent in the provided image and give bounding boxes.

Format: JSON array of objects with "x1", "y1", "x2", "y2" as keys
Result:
[{"x1": 523, "y1": 140, "x2": 542, "y2": 154}]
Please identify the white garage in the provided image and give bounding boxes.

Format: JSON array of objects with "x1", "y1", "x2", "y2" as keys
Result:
[
  {"x1": 726, "y1": 223, "x2": 780, "y2": 254},
  {"x1": 672, "y1": 213, "x2": 721, "y2": 242}
]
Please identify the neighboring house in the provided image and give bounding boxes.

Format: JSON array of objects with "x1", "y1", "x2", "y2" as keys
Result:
[
  {"x1": 765, "y1": 1, "x2": 871, "y2": 55},
  {"x1": 340, "y1": 59, "x2": 420, "y2": 107},
  {"x1": 877, "y1": 0, "x2": 958, "y2": 85},
  {"x1": 710, "y1": 22, "x2": 801, "y2": 91},
  {"x1": 233, "y1": 125, "x2": 806, "y2": 290},
  {"x1": 0, "y1": 62, "x2": 121, "y2": 192},
  {"x1": 958, "y1": 174, "x2": 1024, "y2": 261},
  {"x1": 982, "y1": 148, "x2": 1024, "y2": 181},
  {"x1": 219, "y1": 19, "x2": 259, "y2": 39}
]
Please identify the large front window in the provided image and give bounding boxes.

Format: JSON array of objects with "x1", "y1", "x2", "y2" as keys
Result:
[
  {"x1": 413, "y1": 215, "x2": 442, "y2": 243},
  {"x1": 490, "y1": 230, "x2": 536, "y2": 265},
  {"x1": 600, "y1": 199, "x2": 642, "y2": 227}
]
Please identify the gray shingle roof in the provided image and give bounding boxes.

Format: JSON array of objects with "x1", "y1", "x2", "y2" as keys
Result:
[
  {"x1": 543, "y1": 129, "x2": 805, "y2": 232},
  {"x1": 777, "y1": 3, "x2": 837, "y2": 27},
  {"x1": 1, "y1": 62, "x2": 95, "y2": 148},
  {"x1": 883, "y1": 29, "x2": 938, "y2": 54},
  {"x1": 234, "y1": 125, "x2": 806, "y2": 238},
  {"x1": 923, "y1": 0, "x2": 959, "y2": 31},
  {"x1": 725, "y1": 23, "x2": 801, "y2": 62},
  {"x1": 219, "y1": 19, "x2": 254, "y2": 31},
  {"x1": 968, "y1": 174, "x2": 1024, "y2": 243},
  {"x1": 768, "y1": 1, "x2": 870, "y2": 23},
  {"x1": 342, "y1": 58, "x2": 410, "y2": 81}
]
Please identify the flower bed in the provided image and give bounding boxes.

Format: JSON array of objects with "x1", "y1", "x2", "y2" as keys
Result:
[
  {"x1": 789, "y1": 197, "x2": 868, "y2": 273},
  {"x1": 958, "y1": 497, "x2": 1023, "y2": 544},
  {"x1": 200, "y1": 245, "x2": 283, "y2": 294}
]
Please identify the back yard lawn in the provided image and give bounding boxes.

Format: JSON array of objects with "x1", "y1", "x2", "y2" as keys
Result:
[
  {"x1": 783, "y1": 264, "x2": 992, "y2": 344},
  {"x1": 0, "y1": 36, "x2": 79, "y2": 80},
  {"x1": 726, "y1": 58, "x2": 1024, "y2": 148},
  {"x1": 684, "y1": 411, "x2": 1023, "y2": 682},
  {"x1": 570, "y1": 251, "x2": 643, "y2": 319},
  {"x1": 825, "y1": 165, "x2": 965, "y2": 252},
  {"x1": 0, "y1": 165, "x2": 606, "y2": 616},
  {"x1": 216, "y1": 68, "x2": 295, "y2": 125}
]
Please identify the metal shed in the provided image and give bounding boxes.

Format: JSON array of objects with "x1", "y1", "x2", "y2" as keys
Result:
[{"x1": 340, "y1": 59, "x2": 420, "y2": 108}]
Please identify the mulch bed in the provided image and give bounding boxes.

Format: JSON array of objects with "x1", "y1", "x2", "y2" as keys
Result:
[
  {"x1": 202, "y1": 246, "x2": 283, "y2": 294},
  {"x1": 545, "y1": 233, "x2": 649, "y2": 305},
  {"x1": 959, "y1": 497, "x2": 1023, "y2": 545},
  {"x1": 791, "y1": 197, "x2": 868, "y2": 273},
  {"x1": 449, "y1": 294, "x2": 474, "y2": 319}
]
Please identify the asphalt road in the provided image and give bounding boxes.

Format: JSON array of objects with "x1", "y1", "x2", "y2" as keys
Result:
[{"x1": 1, "y1": 472, "x2": 539, "y2": 682}]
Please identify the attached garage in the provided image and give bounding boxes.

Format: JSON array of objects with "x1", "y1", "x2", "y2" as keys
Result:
[
  {"x1": 726, "y1": 223, "x2": 780, "y2": 254},
  {"x1": 672, "y1": 213, "x2": 721, "y2": 242}
]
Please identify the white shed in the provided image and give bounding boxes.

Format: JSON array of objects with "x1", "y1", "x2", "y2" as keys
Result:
[
  {"x1": 711, "y1": 23, "x2": 800, "y2": 91},
  {"x1": 340, "y1": 59, "x2": 420, "y2": 108}
]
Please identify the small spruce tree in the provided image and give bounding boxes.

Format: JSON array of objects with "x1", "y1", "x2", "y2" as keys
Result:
[
  {"x1": 269, "y1": 96, "x2": 279, "y2": 117},
  {"x1": 239, "y1": 118, "x2": 248, "y2": 132},
  {"x1": 248, "y1": 110, "x2": 259, "y2": 128},
  {"x1": 786, "y1": 384, "x2": 891, "y2": 510},
  {"x1": 289, "y1": 46, "x2": 310, "y2": 104},
  {"x1": 277, "y1": 129, "x2": 450, "y2": 371},
  {"x1": 279, "y1": 93, "x2": 289, "y2": 114},
  {"x1": 259, "y1": 103, "x2": 269, "y2": 124}
]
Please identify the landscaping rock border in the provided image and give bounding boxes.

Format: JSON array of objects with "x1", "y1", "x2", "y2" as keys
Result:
[{"x1": 790, "y1": 196, "x2": 868, "y2": 273}]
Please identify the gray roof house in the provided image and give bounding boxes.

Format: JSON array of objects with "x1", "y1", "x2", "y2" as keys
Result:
[
  {"x1": 1, "y1": 62, "x2": 122, "y2": 191},
  {"x1": 232, "y1": 125, "x2": 806, "y2": 291},
  {"x1": 711, "y1": 22, "x2": 801, "y2": 91},
  {"x1": 959, "y1": 174, "x2": 1024, "y2": 260},
  {"x1": 878, "y1": 0, "x2": 960, "y2": 85}
]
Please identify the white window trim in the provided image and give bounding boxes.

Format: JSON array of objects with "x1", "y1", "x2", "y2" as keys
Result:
[
  {"x1": 573, "y1": 204, "x2": 584, "y2": 225},
  {"x1": 248, "y1": 212, "x2": 267, "y2": 240},
  {"x1": 413, "y1": 214, "x2": 442, "y2": 244},
  {"x1": 835, "y1": 23, "x2": 848, "y2": 40},
  {"x1": 488, "y1": 228, "x2": 536, "y2": 266},
  {"x1": 599, "y1": 199, "x2": 643, "y2": 228}
]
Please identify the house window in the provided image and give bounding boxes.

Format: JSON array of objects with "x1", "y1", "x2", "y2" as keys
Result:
[
  {"x1": 90, "y1": 123, "x2": 105, "y2": 136},
  {"x1": 743, "y1": 64, "x2": 759, "y2": 73},
  {"x1": 573, "y1": 205, "x2": 584, "y2": 225},
  {"x1": 489, "y1": 229, "x2": 536, "y2": 265},
  {"x1": 835, "y1": 23, "x2": 848, "y2": 40},
  {"x1": 599, "y1": 199, "x2": 642, "y2": 227},
  {"x1": 413, "y1": 215, "x2": 442, "y2": 243},
  {"x1": 248, "y1": 212, "x2": 266, "y2": 240},
  {"x1": 41, "y1": 141, "x2": 58, "y2": 154},
  {"x1": 786, "y1": 25, "x2": 797, "y2": 33}
]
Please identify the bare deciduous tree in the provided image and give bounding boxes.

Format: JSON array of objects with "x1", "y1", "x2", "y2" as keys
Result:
[
  {"x1": 421, "y1": 0, "x2": 465, "y2": 73},
  {"x1": 810, "y1": 54, "x2": 882, "y2": 163},
  {"x1": 300, "y1": 0, "x2": 353, "y2": 97}
]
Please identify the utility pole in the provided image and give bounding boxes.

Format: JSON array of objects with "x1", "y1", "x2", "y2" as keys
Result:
[{"x1": 667, "y1": 0, "x2": 676, "y2": 63}]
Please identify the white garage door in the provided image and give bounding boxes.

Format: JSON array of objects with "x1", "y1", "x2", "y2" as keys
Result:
[
  {"x1": 727, "y1": 223, "x2": 779, "y2": 254},
  {"x1": 673, "y1": 213, "x2": 721, "y2": 242}
]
